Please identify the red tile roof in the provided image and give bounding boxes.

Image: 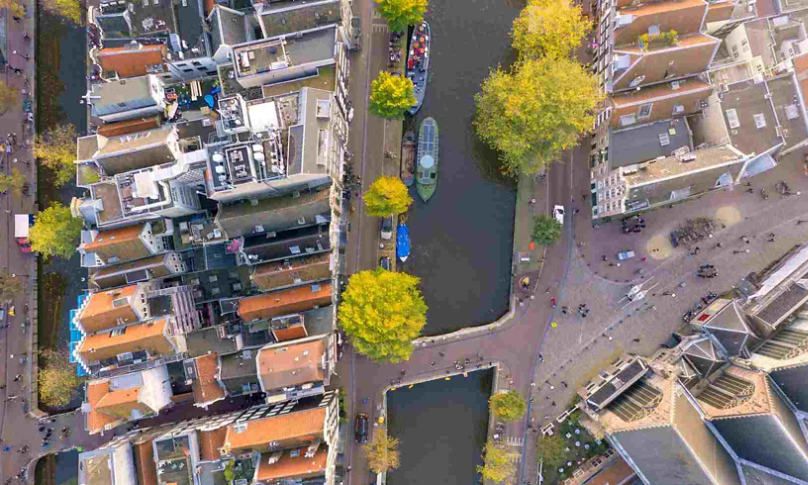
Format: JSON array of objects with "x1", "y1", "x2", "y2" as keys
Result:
[
  {"x1": 192, "y1": 353, "x2": 225, "y2": 406},
  {"x1": 98, "y1": 45, "x2": 166, "y2": 79}
]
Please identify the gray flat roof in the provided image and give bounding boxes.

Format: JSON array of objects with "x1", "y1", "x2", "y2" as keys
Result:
[
  {"x1": 720, "y1": 79, "x2": 783, "y2": 156},
  {"x1": 609, "y1": 120, "x2": 692, "y2": 168}
]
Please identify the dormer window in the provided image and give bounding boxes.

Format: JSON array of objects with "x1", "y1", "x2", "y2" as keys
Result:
[{"x1": 629, "y1": 75, "x2": 645, "y2": 87}]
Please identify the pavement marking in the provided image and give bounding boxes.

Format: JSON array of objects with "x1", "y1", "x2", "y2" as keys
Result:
[
  {"x1": 505, "y1": 436, "x2": 525, "y2": 446},
  {"x1": 372, "y1": 23, "x2": 389, "y2": 33}
]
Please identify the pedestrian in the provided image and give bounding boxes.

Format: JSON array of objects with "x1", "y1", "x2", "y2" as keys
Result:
[
  {"x1": 430, "y1": 361, "x2": 435, "y2": 366},
  {"x1": 561, "y1": 306, "x2": 568, "y2": 315},
  {"x1": 12, "y1": 16, "x2": 20, "y2": 23},
  {"x1": 574, "y1": 208, "x2": 580, "y2": 214},
  {"x1": 633, "y1": 338, "x2": 641, "y2": 343},
  {"x1": 529, "y1": 198, "x2": 536, "y2": 205},
  {"x1": 439, "y1": 352, "x2": 445, "y2": 357},
  {"x1": 641, "y1": 257, "x2": 646, "y2": 262},
  {"x1": 551, "y1": 401, "x2": 556, "y2": 407}
]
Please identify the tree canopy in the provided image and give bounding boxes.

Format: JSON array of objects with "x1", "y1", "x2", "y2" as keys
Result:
[
  {"x1": 363, "y1": 429, "x2": 401, "y2": 473},
  {"x1": 338, "y1": 268, "x2": 427, "y2": 362},
  {"x1": 0, "y1": 81, "x2": 19, "y2": 118},
  {"x1": 0, "y1": 270, "x2": 26, "y2": 296},
  {"x1": 36, "y1": 124, "x2": 79, "y2": 187},
  {"x1": 511, "y1": 0, "x2": 590, "y2": 61},
  {"x1": 532, "y1": 214, "x2": 562, "y2": 245},
  {"x1": 375, "y1": 0, "x2": 428, "y2": 33},
  {"x1": 30, "y1": 203, "x2": 84, "y2": 259},
  {"x1": 0, "y1": 0, "x2": 24, "y2": 16},
  {"x1": 42, "y1": 0, "x2": 83, "y2": 24},
  {"x1": 369, "y1": 71, "x2": 418, "y2": 119},
  {"x1": 0, "y1": 167, "x2": 26, "y2": 197},
  {"x1": 477, "y1": 441, "x2": 518, "y2": 484},
  {"x1": 39, "y1": 349, "x2": 83, "y2": 408},
  {"x1": 490, "y1": 390, "x2": 527, "y2": 421},
  {"x1": 536, "y1": 433, "x2": 568, "y2": 472},
  {"x1": 474, "y1": 57, "x2": 603, "y2": 176},
  {"x1": 363, "y1": 176, "x2": 413, "y2": 216}
]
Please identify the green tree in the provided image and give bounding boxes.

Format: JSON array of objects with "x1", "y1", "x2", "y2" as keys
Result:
[
  {"x1": 338, "y1": 268, "x2": 427, "y2": 362},
  {"x1": 0, "y1": 80, "x2": 19, "y2": 117},
  {"x1": 477, "y1": 441, "x2": 518, "y2": 484},
  {"x1": 363, "y1": 429, "x2": 401, "y2": 473},
  {"x1": 42, "y1": 0, "x2": 83, "y2": 24},
  {"x1": 511, "y1": 0, "x2": 590, "y2": 61},
  {"x1": 474, "y1": 57, "x2": 603, "y2": 176},
  {"x1": 536, "y1": 433, "x2": 568, "y2": 472},
  {"x1": 363, "y1": 176, "x2": 413, "y2": 216},
  {"x1": 36, "y1": 124, "x2": 79, "y2": 187},
  {"x1": 531, "y1": 214, "x2": 562, "y2": 245},
  {"x1": 0, "y1": 270, "x2": 26, "y2": 296},
  {"x1": 0, "y1": 168, "x2": 26, "y2": 197},
  {"x1": 490, "y1": 390, "x2": 527, "y2": 421},
  {"x1": 29, "y1": 203, "x2": 84, "y2": 259},
  {"x1": 375, "y1": 0, "x2": 428, "y2": 32},
  {"x1": 39, "y1": 349, "x2": 83, "y2": 408},
  {"x1": 369, "y1": 71, "x2": 417, "y2": 119}
]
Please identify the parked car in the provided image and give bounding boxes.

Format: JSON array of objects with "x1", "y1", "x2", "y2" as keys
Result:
[
  {"x1": 355, "y1": 413, "x2": 369, "y2": 443},
  {"x1": 379, "y1": 257, "x2": 391, "y2": 271},
  {"x1": 381, "y1": 216, "x2": 393, "y2": 240},
  {"x1": 553, "y1": 205, "x2": 565, "y2": 225},
  {"x1": 617, "y1": 250, "x2": 635, "y2": 261}
]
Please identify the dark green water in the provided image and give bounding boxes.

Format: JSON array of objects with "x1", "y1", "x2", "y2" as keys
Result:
[
  {"x1": 402, "y1": 0, "x2": 522, "y2": 335},
  {"x1": 386, "y1": 369, "x2": 494, "y2": 485}
]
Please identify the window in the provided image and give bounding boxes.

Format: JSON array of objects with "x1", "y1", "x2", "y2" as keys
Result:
[
  {"x1": 233, "y1": 423, "x2": 247, "y2": 434},
  {"x1": 117, "y1": 102, "x2": 128, "y2": 108},
  {"x1": 673, "y1": 104, "x2": 684, "y2": 115},
  {"x1": 754, "y1": 113, "x2": 767, "y2": 129},
  {"x1": 110, "y1": 327, "x2": 126, "y2": 337},
  {"x1": 670, "y1": 80, "x2": 680, "y2": 90},
  {"x1": 620, "y1": 114, "x2": 636, "y2": 126},
  {"x1": 629, "y1": 75, "x2": 645, "y2": 87},
  {"x1": 725, "y1": 109, "x2": 740, "y2": 129},
  {"x1": 192, "y1": 61, "x2": 203, "y2": 66},
  {"x1": 176, "y1": 63, "x2": 188, "y2": 67},
  {"x1": 182, "y1": 68, "x2": 194, "y2": 73},
  {"x1": 117, "y1": 352, "x2": 134, "y2": 361},
  {"x1": 659, "y1": 133, "x2": 670, "y2": 146},
  {"x1": 638, "y1": 103, "x2": 653, "y2": 119}
]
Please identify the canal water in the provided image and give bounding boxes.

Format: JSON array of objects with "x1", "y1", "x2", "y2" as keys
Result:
[
  {"x1": 402, "y1": 0, "x2": 521, "y2": 335},
  {"x1": 386, "y1": 369, "x2": 494, "y2": 485}
]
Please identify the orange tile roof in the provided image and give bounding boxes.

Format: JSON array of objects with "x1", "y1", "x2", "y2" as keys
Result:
[
  {"x1": 237, "y1": 283, "x2": 332, "y2": 322},
  {"x1": 255, "y1": 445, "x2": 328, "y2": 481},
  {"x1": 98, "y1": 45, "x2": 166, "y2": 79},
  {"x1": 224, "y1": 407, "x2": 326, "y2": 453},
  {"x1": 86, "y1": 381, "x2": 123, "y2": 433},
  {"x1": 587, "y1": 457, "x2": 636, "y2": 485},
  {"x1": 83, "y1": 224, "x2": 145, "y2": 252},
  {"x1": 257, "y1": 339, "x2": 327, "y2": 391},
  {"x1": 199, "y1": 427, "x2": 228, "y2": 461},
  {"x1": 79, "y1": 318, "x2": 173, "y2": 362},
  {"x1": 134, "y1": 440, "x2": 158, "y2": 485},
  {"x1": 192, "y1": 353, "x2": 226, "y2": 405},
  {"x1": 97, "y1": 116, "x2": 162, "y2": 138},
  {"x1": 96, "y1": 387, "x2": 140, "y2": 409},
  {"x1": 272, "y1": 323, "x2": 308, "y2": 342},
  {"x1": 79, "y1": 285, "x2": 140, "y2": 333},
  {"x1": 794, "y1": 52, "x2": 808, "y2": 98}
]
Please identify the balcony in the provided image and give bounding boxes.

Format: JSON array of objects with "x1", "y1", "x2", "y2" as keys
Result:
[{"x1": 639, "y1": 30, "x2": 679, "y2": 52}]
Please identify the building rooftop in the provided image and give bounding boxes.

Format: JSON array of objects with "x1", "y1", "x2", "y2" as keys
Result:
[
  {"x1": 92, "y1": 126, "x2": 178, "y2": 176},
  {"x1": 98, "y1": 43, "x2": 167, "y2": 79},
  {"x1": 206, "y1": 131, "x2": 287, "y2": 193},
  {"x1": 223, "y1": 406, "x2": 327, "y2": 453},
  {"x1": 237, "y1": 282, "x2": 332, "y2": 323},
  {"x1": 192, "y1": 353, "x2": 226, "y2": 406},
  {"x1": 232, "y1": 26, "x2": 336, "y2": 83},
  {"x1": 96, "y1": 116, "x2": 163, "y2": 139},
  {"x1": 199, "y1": 427, "x2": 227, "y2": 461},
  {"x1": 219, "y1": 350, "x2": 260, "y2": 396},
  {"x1": 240, "y1": 223, "x2": 331, "y2": 265},
  {"x1": 755, "y1": 281, "x2": 808, "y2": 328},
  {"x1": 294, "y1": 87, "x2": 333, "y2": 176},
  {"x1": 257, "y1": 336, "x2": 328, "y2": 392},
  {"x1": 90, "y1": 76, "x2": 159, "y2": 112},
  {"x1": 609, "y1": 119, "x2": 692, "y2": 168},
  {"x1": 78, "y1": 318, "x2": 175, "y2": 363},
  {"x1": 767, "y1": 72, "x2": 808, "y2": 148},
  {"x1": 259, "y1": 0, "x2": 342, "y2": 37},
  {"x1": 82, "y1": 223, "x2": 151, "y2": 264},
  {"x1": 185, "y1": 324, "x2": 241, "y2": 358},
  {"x1": 720, "y1": 78, "x2": 784, "y2": 156},
  {"x1": 86, "y1": 380, "x2": 125, "y2": 433},
  {"x1": 251, "y1": 252, "x2": 331, "y2": 291},
  {"x1": 621, "y1": 145, "x2": 742, "y2": 186},
  {"x1": 215, "y1": 187, "x2": 331, "y2": 239},
  {"x1": 255, "y1": 444, "x2": 328, "y2": 482},
  {"x1": 133, "y1": 440, "x2": 158, "y2": 485},
  {"x1": 580, "y1": 356, "x2": 649, "y2": 411},
  {"x1": 79, "y1": 285, "x2": 141, "y2": 334}
]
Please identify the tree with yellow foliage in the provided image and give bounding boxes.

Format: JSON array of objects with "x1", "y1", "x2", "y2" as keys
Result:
[
  {"x1": 363, "y1": 176, "x2": 413, "y2": 216},
  {"x1": 0, "y1": 0, "x2": 23, "y2": 19},
  {"x1": 42, "y1": 0, "x2": 83, "y2": 24},
  {"x1": 478, "y1": 441, "x2": 518, "y2": 484},
  {"x1": 474, "y1": 57, "x2": 603, "y2": 176},
  {"x1": 511, "y1": 0, "x2": 590, "y2": 61},
  {"x1": 369, "y1": 71, "x2": 417, "y2": 119},
  {"x1": 39, "y1": 349, "x2": 84, "y2": 408},
  {"x1": 0, "y1": 81, "x2": 19, "y2": 117},
  {"x1": 338, "y1": 268, "x2": 427, "y2": 362},
  {"x1": 0, "y1": 168, "x2": 26, "y2": 197},
  {"x1": 30, "y1": 203, "x2": 84, "y2": 259},
  {"x1": 36, "y1": 124, "x2": 78, "y2": 187},
  {"x1": 375, "y1": 0, "x2": 428, "y2": 33},
  {"x1": 363, "y1": 429, "x2": 401, "y2": 473}
]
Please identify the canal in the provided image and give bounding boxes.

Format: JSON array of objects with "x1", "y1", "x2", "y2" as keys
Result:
[
  {"x1": 386, "y1": 369, "x2": 494, "y2": 485},
  {"x1": 403, "y1": 0, "x2": 521, "y2": 335}
]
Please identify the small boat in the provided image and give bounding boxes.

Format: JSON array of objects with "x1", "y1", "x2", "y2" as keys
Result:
[
  {"x1": 405, "y1": 22, "x2": 430, "y2": 116},
  {"x1": 397, "y1": 223, "x2": 410, "y2": 262},
  {"x1": 416, "y1": 117, "x2": 439, "y2": 202},
  {"x1": 400, "y1": 131, "x2": 416, "y2": 186}
]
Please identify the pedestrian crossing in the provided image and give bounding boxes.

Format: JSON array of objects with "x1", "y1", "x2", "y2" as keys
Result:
[{"x1": 504, "y1": 436, "x2": 524, "y2": 447}]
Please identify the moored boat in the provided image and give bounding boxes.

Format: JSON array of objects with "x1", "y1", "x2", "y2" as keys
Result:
[
  {"x1": 416, "y1": 117, "x2": 439, "y2": 202},
  {"x1": 405, "y1": 22, "x2": 430, "y2": 116},
  {"x1": 400, "y1": 131, "x2": 416, "y2": 186},
  {"x1": 397, "y1": 223, "x2": 410, "y2": 262}
]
